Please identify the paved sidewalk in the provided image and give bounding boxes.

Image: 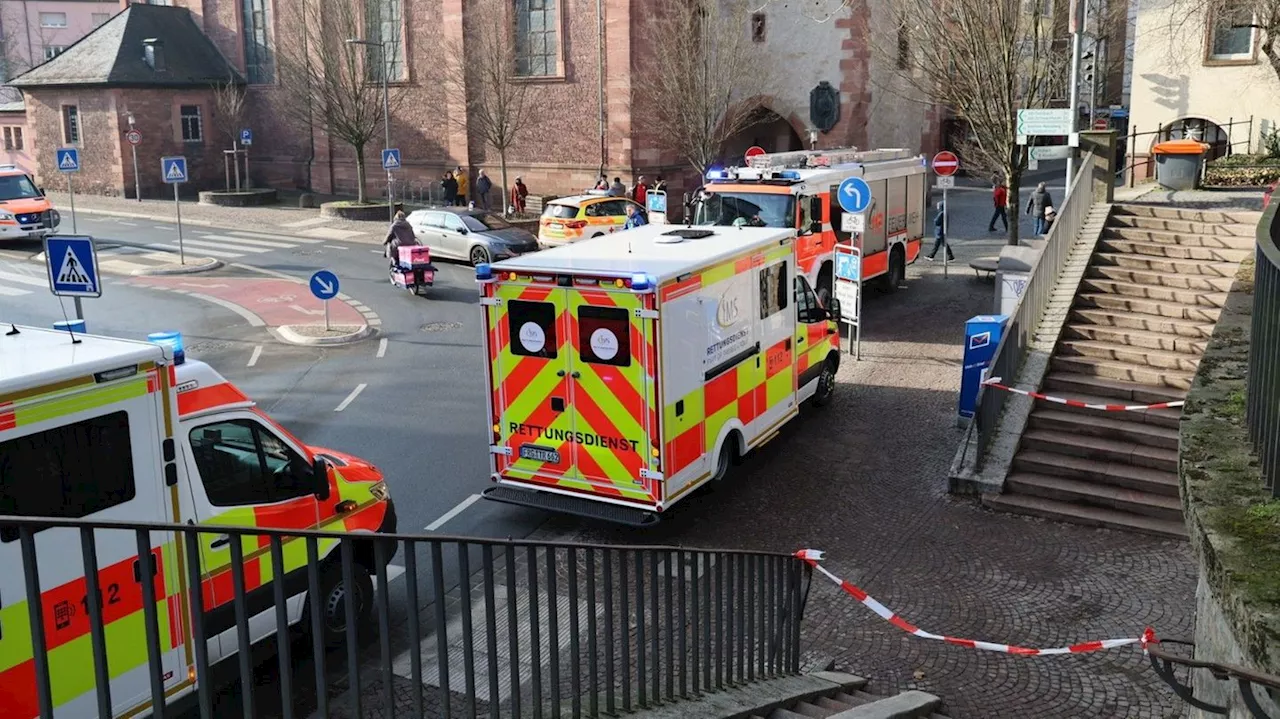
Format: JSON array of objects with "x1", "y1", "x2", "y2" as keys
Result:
[{"x1": 49, "y1": 191, "x2": 386, "y2": 243}]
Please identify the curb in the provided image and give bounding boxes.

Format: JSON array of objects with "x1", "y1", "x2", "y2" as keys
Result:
[
  {"x1": 273, "y1": 323, "x2": 375, "y2": 346},
  {"x1": 130, "y1": 258, "x2": 223, "y2": 276}
]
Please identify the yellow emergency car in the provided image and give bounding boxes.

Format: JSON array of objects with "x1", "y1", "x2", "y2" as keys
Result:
[{"x1": 537, "y1": 192, "x2": 644, "y2": 247}]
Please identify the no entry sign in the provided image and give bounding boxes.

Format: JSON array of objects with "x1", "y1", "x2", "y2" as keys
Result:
[
  {"x1": 745, "y1": 145, "x2": 766, "y2": 159},
  {"x1": 932, "y1": 151, "x2": 960, "y2": 177}
]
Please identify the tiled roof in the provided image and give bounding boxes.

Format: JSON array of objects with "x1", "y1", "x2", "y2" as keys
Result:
[{"x1": 8, "y1": 4, "x2": 242, "y2": 89}]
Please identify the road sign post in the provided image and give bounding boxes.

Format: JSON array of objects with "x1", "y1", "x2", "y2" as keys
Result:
[
  {"x1": 125, "y1": 128, "x2": 142, "y2": 202},
  {"x1": 382, "y1": 149, "x2": 401, "y2": 224},
  {"x1": 44, "y1": 235, "x2": 100, "y2": 323},
  {"x1": 309, "y1": 270, "x2": 340, "y2": 331},
  {"x1": 240, "y1": 129, "x2": 253, "y2": 190},
  {"x1": 932, "y1": 152, "x2": 961, "y2": 279},
  {"x1": 834, "y1": 245, "x2": 862, "y2": 360},
  {"x1": 161, "y1": 157, "x2": 189, "y2": 264},
  {"x1": 744, "y1": 145, "x2": 766, "y2": 162},
  {"x1": 56, "y1": 148, "x2": 80, "y2": 234}
]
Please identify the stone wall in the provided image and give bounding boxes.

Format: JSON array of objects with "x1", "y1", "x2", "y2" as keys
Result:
[{"x1": 1180, "y1": 254, "x2": 1280, "y2": 717}]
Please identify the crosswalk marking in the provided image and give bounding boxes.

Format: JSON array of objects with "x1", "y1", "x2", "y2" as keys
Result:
[
  {"x1": 167, "y1": 238, "x2": 272, "y2": 254},
  {"x1": 0, "y1": 270, "x2": 48, "y2": 287},
  {"x1": 227, "y1": 230, "x2": 327, "y2": 243},
  {"x1": 197, "y1": 234, "x2": 296, "y2": 249},
  {"x1": 0, "y1": 285, "x2": 29, "y2": 296}
]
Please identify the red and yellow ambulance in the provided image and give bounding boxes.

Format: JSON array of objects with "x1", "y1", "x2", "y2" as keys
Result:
[
  {"x1": 478, "y1": 224, "x2": 841, "y2": 525},
  {"x1": 0, "y1": 326, "x2": 395, "y2": 717}
]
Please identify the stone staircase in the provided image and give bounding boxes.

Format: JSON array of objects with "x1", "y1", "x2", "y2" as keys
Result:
[
  {"x1": 745, "y1": 674, "x2": 948, "y2": 719},
  {"x1": 984, "y1": 203, "x2": 1259, "y2": 538}
]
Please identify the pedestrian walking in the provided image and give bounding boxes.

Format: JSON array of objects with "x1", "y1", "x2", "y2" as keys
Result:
[
  {"x1": 1026, "y1": 182, "x2": 1054, "y2": 235},
  {"x1": 511, "y1": 176, "x2": 529, "y2": 214},
  {"x1": 455, "y1": 166, "x2": 469, "y2": 206},
  {"x1": 475, "y1": 169, "x2": 493, "y2": 210},
  {"x1": 623, "y1": 202, "x2": 648, "y2": 229},
  {"x1": 632, "y1": 175, "x2": 649, "y2": 207},
  {"x1": 441, "y1": 171, "x2": 458, "y2": 206},
  {"x1": 608, "y1": 177, "x2": 626, "y2": 197},
  {"x1": 926, "y1": 200, "x2": 954, "y2": 261},
  {"x1": 988, "y1": 179, "x2": 1009, "y2": 232}
]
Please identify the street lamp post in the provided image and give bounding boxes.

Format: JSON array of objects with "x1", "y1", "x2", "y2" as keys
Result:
[{"x1": 347, "y1": 38, "x2": 393, "y2": 223}]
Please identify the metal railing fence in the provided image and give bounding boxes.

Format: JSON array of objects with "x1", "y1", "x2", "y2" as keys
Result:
[
  {"x1": 973, "y1": 152, "x2": 1100, "y2": 467},
  {"x1": 0, "y1": 514, "x2": 808, "y2": 719},
  {"x1": 1125, "y1": 116, "x2": 1256, "y2": 188},
  {"x1": 1248, "y1": 196, "x2": 1280, "y2": 495}
]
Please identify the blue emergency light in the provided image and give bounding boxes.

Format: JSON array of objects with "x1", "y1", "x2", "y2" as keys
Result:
[
  {"x1": 778, "y1": 170, "x2": 801, "y2": 179},
  {"x1": 630, "y1": 273, "x2": 654, "y2": 293},
  {"x1": 475, "y1": 263, "x2": 495, "y2": 282},
  {"x1": 148, "y1": 331, "x2": 186, "y2": 365}
]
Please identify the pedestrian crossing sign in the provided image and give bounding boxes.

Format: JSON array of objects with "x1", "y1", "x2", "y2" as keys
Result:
[
  {"x1": 382, "y1": 148, "x2": 401, "y2": 170},
  {"x1": 43, "y1": 235, "x2": 101, "y2": 298},
  {"x1": 56, "y1": 148, "x2": 79, "y2": 173},
  {"x1": 161, "y1": 156, "x2": 188, "y2": 184}
]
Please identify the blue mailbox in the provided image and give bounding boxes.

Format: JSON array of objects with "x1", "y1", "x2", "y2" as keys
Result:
[{"x1": 959, "y1": 314, "x2": 1008, "y2": 421}]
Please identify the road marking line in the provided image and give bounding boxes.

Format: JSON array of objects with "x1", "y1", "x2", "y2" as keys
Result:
[
  {"x1": 117, "y1": 221, "x2": 138, "y2": 226},
  {"x1": 376, "y1": 337, "x2": 388, "y2": 358},
  {"x1": 230, "y1": 230, "x2": 326, "y2": 243},
  {"x1": 0, "y1": 270, "x2": 49, "y2": 286},
  {"x1": 183, "y1": 292, "x2": 267, "y2": 327},
  {"x1": 199, "y1": 234, "x2": 296, "y2": 249},
  {"x1": 334, "y1": 383, "x2": 367, "y2": 412},
  {"x1": 247, "y1": 345, "x2": 263, "y2": 367},
  {"x1": 174, "y1": 238, "x2": 271, "y2": 254},
  {"x1": 324, "y1": 244, "x2": 348, "y2": 250},
  {"x1": 370, "y1": 249, "x2": 383, "y2": 254},
  {"x1": 145, "y1": 242, "x2": 244, "y2": 259},
  {"x1": 0, "y1": 285, "x2": 30, "y2": 296},
  {"x1": 425, "y1": 494, "x2": 482, "y2": 531}
]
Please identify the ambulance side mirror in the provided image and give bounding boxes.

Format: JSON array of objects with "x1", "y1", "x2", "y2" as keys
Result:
[
  {"x1": 827, "y1": 298, "x2": 842, "y2": 321},
  {"x1": 311, "y1": 456, "x2": 331, "y2": 501}
]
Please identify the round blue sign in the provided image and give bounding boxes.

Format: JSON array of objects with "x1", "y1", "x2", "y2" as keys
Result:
[
  {"x1": 309, "y1": 270, "x2": 340, "y2": 300},
  {"x1": 837, "y1": 176, "x2": 872, "y2": 214}
]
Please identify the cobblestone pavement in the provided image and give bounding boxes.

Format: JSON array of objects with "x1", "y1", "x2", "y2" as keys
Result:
[{"x1": 529, "y1": 184, "x2": 1197, "y2": 718}]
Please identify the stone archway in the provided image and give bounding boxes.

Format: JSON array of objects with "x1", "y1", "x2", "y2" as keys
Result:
[
  {"x1": 720, "y1": 100, "x2": 807, "y2": 165},
  {"x1": 1156, "y1": 116, "x2": 1233, "y2": 160}
]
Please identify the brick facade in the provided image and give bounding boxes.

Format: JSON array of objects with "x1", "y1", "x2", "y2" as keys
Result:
[{"x1": 13, "y1": 0, "x2": 944, "y2": 201}]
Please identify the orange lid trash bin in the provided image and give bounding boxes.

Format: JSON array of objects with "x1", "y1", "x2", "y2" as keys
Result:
[{"x1": 1152, "y1": 139, "x2": 1210, "y2": 155}]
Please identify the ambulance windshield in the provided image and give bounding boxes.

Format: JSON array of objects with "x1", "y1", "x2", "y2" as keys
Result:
[
  {"x1": 692, "y1": 191, "x2": 796, "y2": 229},
  {"x1": 0, "y1": 173, "x2": 41, "y2": 201}
]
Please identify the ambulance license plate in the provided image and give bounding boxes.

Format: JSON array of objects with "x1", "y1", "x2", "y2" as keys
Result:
[
  {"x1": 550, "y1": 223, "x2": 563, "y2": 229},
  {"x1": 519, "y1": 444, "x2": 561, "y2": 464}
]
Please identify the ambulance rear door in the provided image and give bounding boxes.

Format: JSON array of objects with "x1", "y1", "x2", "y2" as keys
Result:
[
  {"x1": 0, "y1": 371, "x2": 186, "y2": 718},
  {"x1": 486, "y1": 279, "x2": 659, "y2": 505}
]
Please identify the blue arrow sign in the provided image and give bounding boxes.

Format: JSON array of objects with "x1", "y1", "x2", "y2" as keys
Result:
[
  {"x1": 382, "y1": 148, "x2": 401, "y2": 170},
  {"x1": 161, "y1": 156, "x2": 188, "y2": 184},
  {"x1": 837, "y1": 176, "x2": 872, "y2": 214},
  {"x1": 310, "y1": 270, "x2": 340, "y2": 301},
  {"x1": 44, "y1": 235, "x2": 101, "y2": 298},
  {"x1": 56, "y1": 148, "x2": 80, "y2": 173},
  {"x1": 240, "y1": 128, "x2": 253, "y2": 146}
]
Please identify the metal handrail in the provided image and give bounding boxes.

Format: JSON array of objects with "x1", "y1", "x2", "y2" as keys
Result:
[
  {"x1": 1147, "y1": 639, "x2": 1280, "y2": 717},
  {"x1": 1248, "y1": 194, "x2": 1280, "y2": 494},
  {"x1": 0, "y1": 514, "x2": 808, "y2": 719},
  {"x1": 973, "y1": 152, "x2": 1099, "y2": 466}
]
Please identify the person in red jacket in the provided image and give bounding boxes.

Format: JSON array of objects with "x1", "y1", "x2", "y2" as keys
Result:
[
  {"x1": 510, "y1": 176, "x2": 529, "y2": 214},
  {"x1": 988, "y1": 179, "x2": 1009, "y2": 232}
]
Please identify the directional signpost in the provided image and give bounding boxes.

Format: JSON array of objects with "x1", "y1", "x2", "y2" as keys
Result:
[
  {"x1": 56, "y1": 148, "x2": 80, "y2": 233},
  {"x1": 932, "y1": 151, "x2": 961, "y2": 278},
  {"x1": 1016, "y1": 109, "x2": 1073, "y2": 138},
  {"x1": 162, "y1": 156, "x2": 189, "y2": 264},
  {"x1": 309, "y1": 270, "x2": 340, "y2": 330},
  {"x1": 44, "y1": 235, "x2": 100, "y2": 324},
  {"x1": 834, "y1": 244, "x2": 862, "y2": 360}
]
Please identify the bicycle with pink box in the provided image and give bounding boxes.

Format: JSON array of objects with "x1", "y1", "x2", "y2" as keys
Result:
[{"x1": 391, "y1": 244, "x2": 438, "y2": 295}]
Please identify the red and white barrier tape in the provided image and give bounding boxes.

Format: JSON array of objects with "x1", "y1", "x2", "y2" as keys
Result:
[
  {"x1": 982, "y1": 376, "x2": 1184, "y2": 412},
  {"x1": 795, "y1": 550, "x2": 1156, "y2": 656}
]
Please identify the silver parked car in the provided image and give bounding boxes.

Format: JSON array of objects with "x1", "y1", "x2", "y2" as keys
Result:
[{"x1": 406, "y1": 208, "x2": 540, "y2": 266}]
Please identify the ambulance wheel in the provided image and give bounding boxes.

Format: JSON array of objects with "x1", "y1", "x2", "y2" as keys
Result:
[
  {"x1": 309, "y1": 561, "x2": 374, "y2": 648},
  {"x1": 812, "y1": 355, "x2": 839, "y2": 406},
  {"x1": 592, "y1": 232, "x2": 605, "y2": 238},
  {"x1": 711, "y1": 437, "x2": 738, "y2": 483},
  {"x1": 470, "y1": 246, "x2": 491, "y2": 266}
]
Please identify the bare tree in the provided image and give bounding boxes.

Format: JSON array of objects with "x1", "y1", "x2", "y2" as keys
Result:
[
  {"x1": 633, "y1": 0, "x2": 771, "y2": 176},
  {"x1": 440, "y1": 0, "x2": 545, "y2": 216},
  {"x1": 275, "y1": 0, "x2": 405, "y2": 203},
  {"x1": 211, "y1": 76, "x2": 247, "y2": 147},
  {"x1": 879, "y1": 0, "x2": 1066, "y2": 245}
]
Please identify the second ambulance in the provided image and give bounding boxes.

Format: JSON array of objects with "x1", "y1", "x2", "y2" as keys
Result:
[{"x1": 478, "y1": 224, "x2": 841, "y2": 524}]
